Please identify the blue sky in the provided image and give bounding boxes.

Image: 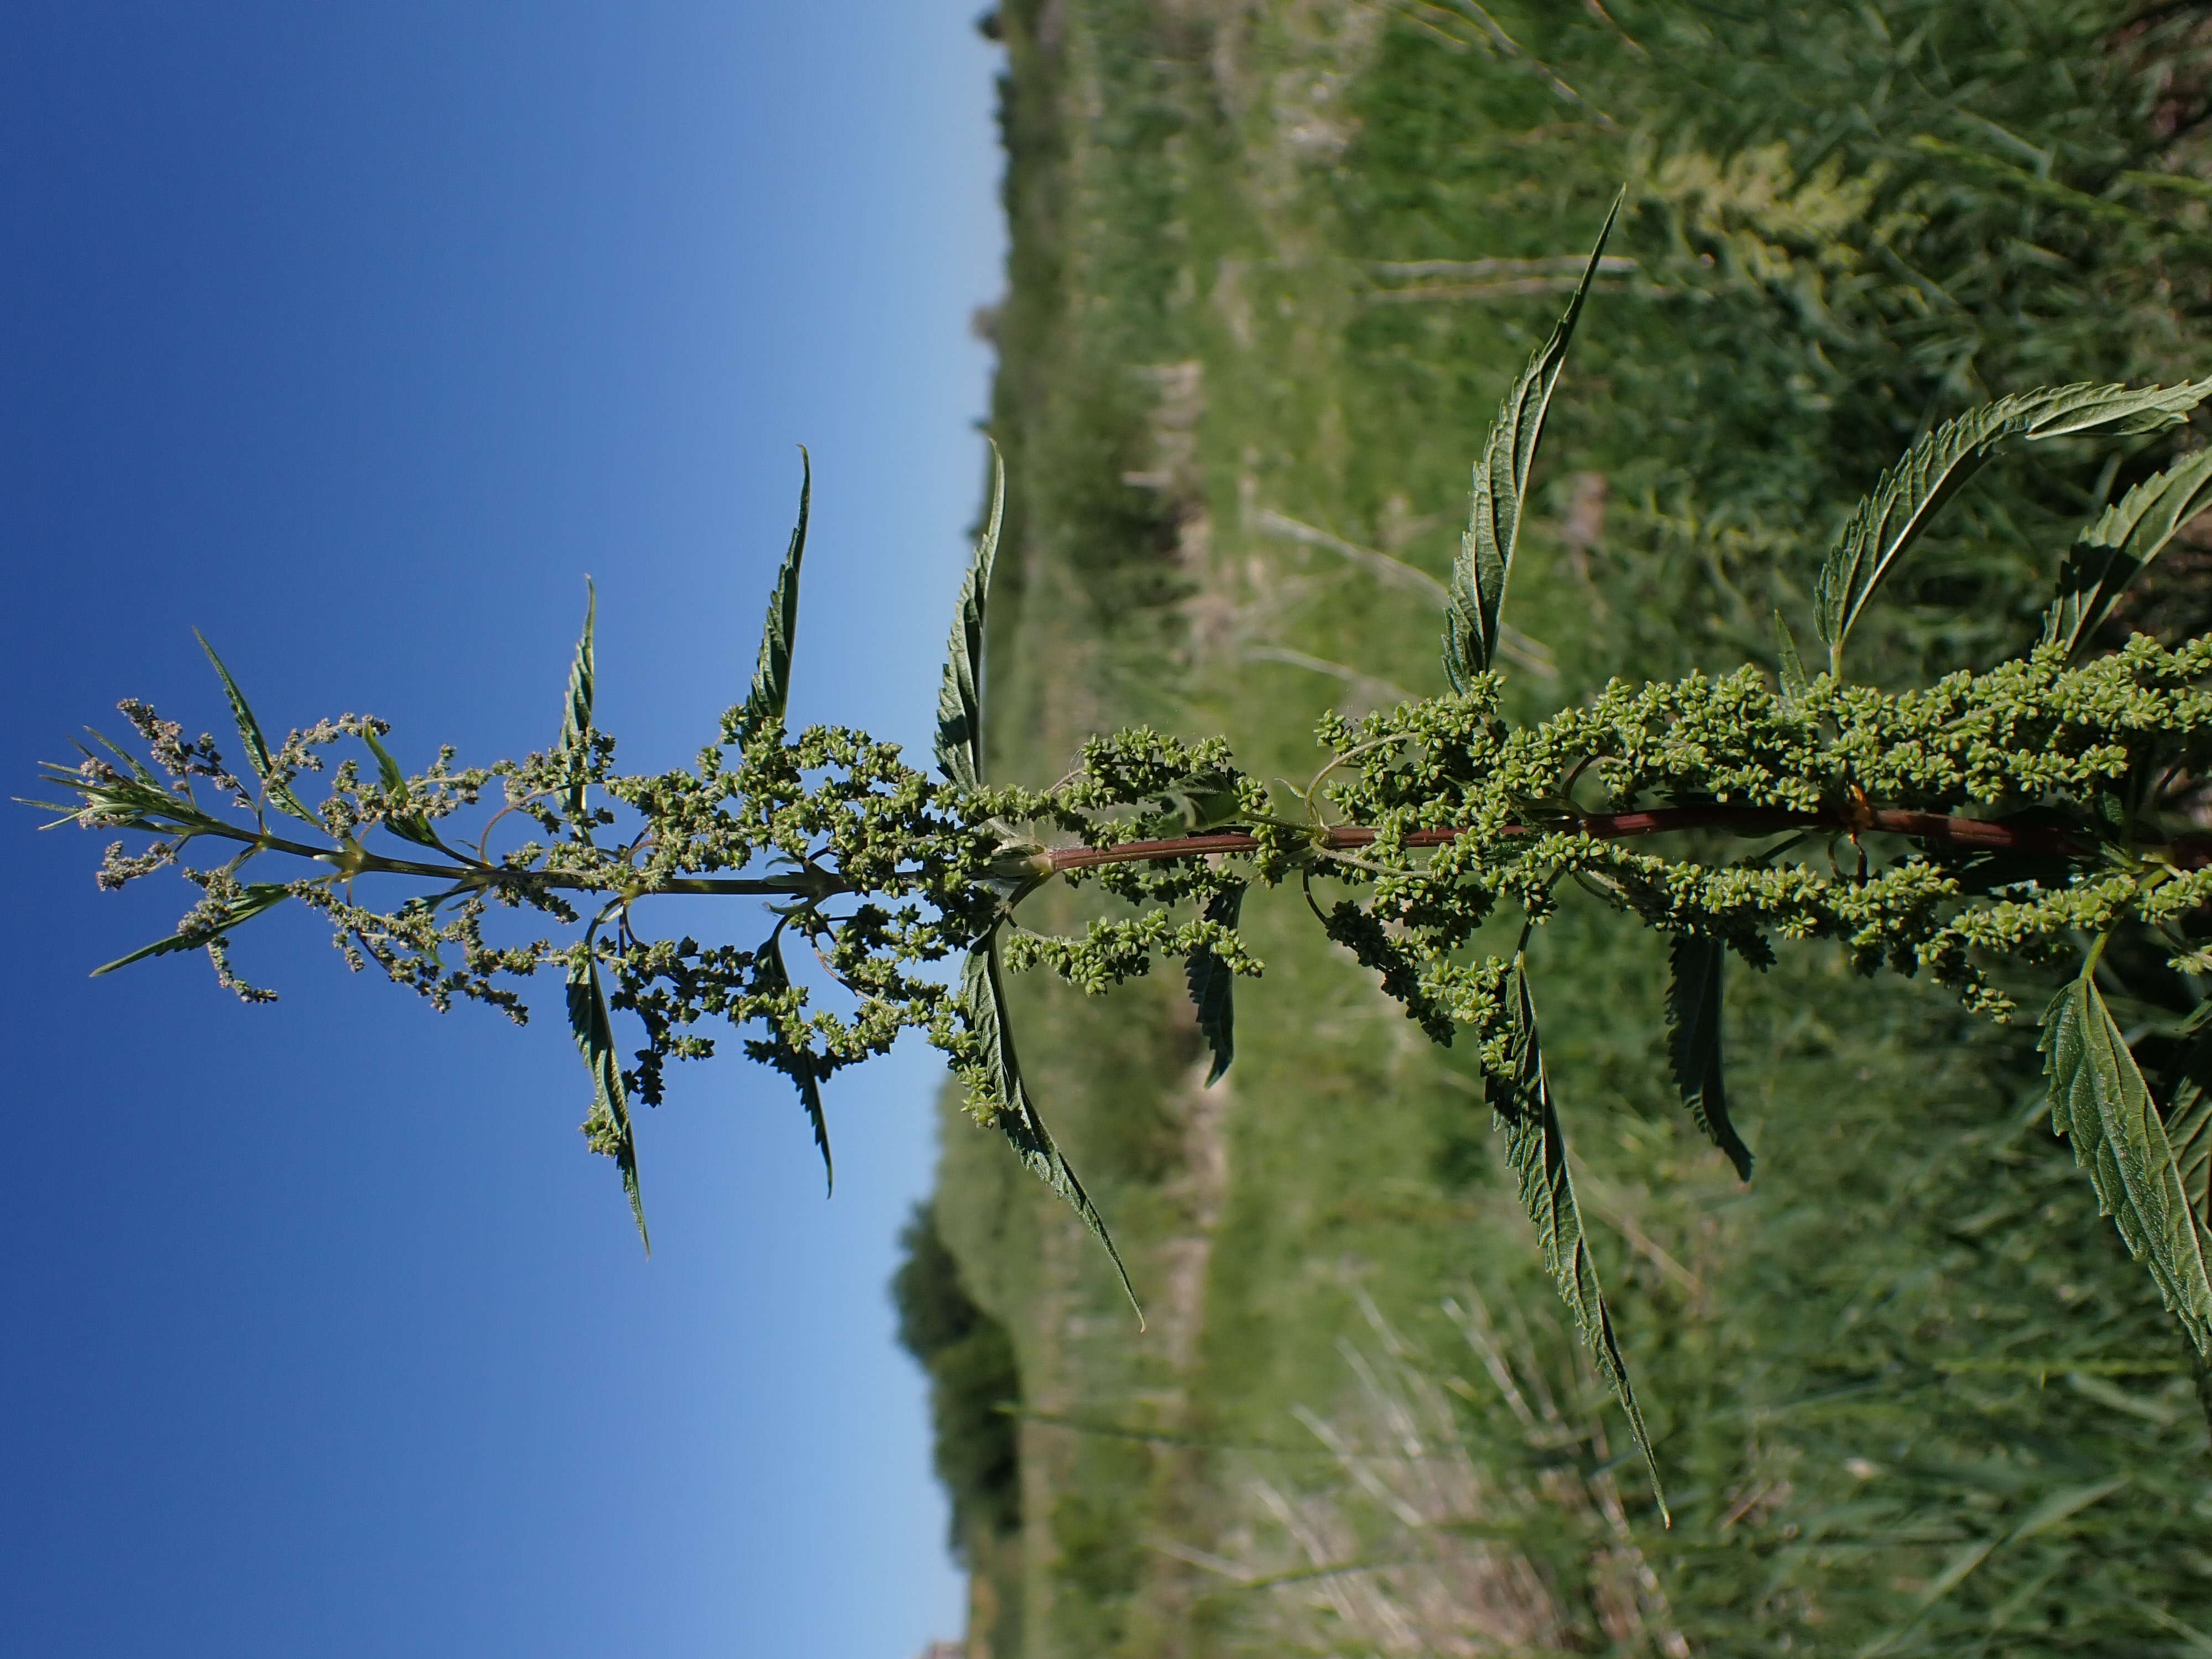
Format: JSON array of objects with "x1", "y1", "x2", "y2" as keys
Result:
[{"x1": 1, "y1": 6, "x2": 1003, "y2": 1653}]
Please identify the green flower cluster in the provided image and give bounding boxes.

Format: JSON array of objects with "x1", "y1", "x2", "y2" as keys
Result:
[{"x1": 1292, "y1": 636, "x2": 2212, "y2": 1039}]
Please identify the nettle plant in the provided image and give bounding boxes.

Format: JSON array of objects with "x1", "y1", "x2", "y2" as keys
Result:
[{"x1": 41, "y1": 206, "x2": 2212, "y2": 1512}]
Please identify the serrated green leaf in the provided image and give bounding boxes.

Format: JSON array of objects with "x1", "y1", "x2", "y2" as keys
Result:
[
  {"x1": 560, "y1": 583, "x2": 596, "y2": 752},
  {"x1": 730, "y1": 450, "x2": 810, "y2": 749},
  {"x1": 962, "y1": 938, "x2": 1140, "y2": 1319},
  {"x1": 1774, "y1": 609, "x2": 1808, "y2": 705},
  {"x1": 91, "y1": 881, "x2": 293, "y2": 977},
  {"x1": 557, "y1": 583, "x2": 597, "y2": 831},
  {"x1": 1665, "y1": 935, "x2": 1754, "y2": 1181},
  {"x1": 755, "y1": 931, "x2": 833, "y2": 1193},
  {"x1": 195, "y1": 631, "x2": 276, "y2": 780},
  {"x1": 936, "y1": 443, "x2": 1005, "y2": 789},
  {"x1": 359, "y1": 726, "x2": 407, "y2": 796},
  {"x1": 2162, "y1": 1030, "x2": 2212, "y2": 1244},
  {"x1": 91, "y1": 942, "x2": 204, "y2": 982},
  {"x1": 2041, "y1": 969, "x2": 2212, "y2": 1352},
  {"x1": 1489, "y1": 956, "x2": 1666, "y2": 1519},
  {"x1": 1814, "y1": 377, "x2": 2212, "y2": 675},
  {"x1": 1443, "y1": 192, "x2": 1621, "y2": 693},
  {"x1": 195, "y1": 632, "x2": 317, "y2": 825},
  {"x1": 2041, "y1": 446, "x2": 2212, "y2": 659},
  {"x1": 358, "y1": 726, "x2": 443, "y2": 850},
  {"x1": 567, "y1": 951, "x2": 648, "y2": 1253},
  {"x1": 1184, "y1": 884, "x2": 1244, "y2": 1087}
]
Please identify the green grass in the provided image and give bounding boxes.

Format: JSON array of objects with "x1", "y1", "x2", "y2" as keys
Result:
[{"x1": 916, "y1": 4, "x2": 2212, "y2": 1652}]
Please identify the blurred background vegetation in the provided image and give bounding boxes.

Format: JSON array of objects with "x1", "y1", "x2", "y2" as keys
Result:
[{"x1": 890, "y1": 2, "x2": 2212, "y2": 1652}]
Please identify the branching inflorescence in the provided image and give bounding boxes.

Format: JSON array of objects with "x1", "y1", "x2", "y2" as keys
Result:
[{"x1": 41, "y1": 197, "x2": 2212, "y2": 1515}]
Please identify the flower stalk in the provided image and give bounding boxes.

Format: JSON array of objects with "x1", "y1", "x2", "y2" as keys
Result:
[{"x1": 42, "y1": 229, "x2": 2212, "y2": 1501}]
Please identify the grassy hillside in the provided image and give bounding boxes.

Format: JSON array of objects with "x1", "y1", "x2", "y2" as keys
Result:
[{"x1": 905, "y1": 4, "x2": 2212, "y2": 1653}]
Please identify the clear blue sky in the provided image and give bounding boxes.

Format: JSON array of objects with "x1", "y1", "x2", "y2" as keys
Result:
[{"x1": 1, "y1": 6, "x2": 1004, "y2": 1654}]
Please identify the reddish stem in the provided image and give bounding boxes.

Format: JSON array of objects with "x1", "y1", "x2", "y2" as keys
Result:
[{"x1": 1042, "y1": 805, "x2": 2212, "y2": 874}]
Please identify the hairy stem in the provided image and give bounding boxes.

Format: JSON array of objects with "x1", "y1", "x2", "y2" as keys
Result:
[
  {"x1": 179, "y1": 819, "x2": 850, "y2": 898},
  {"x1": 1045, "y1": 805, "x2": 2210, "y2": 873},
  {"x1": 184, "y1": 800, "x2": 2208, "y2": 909}
]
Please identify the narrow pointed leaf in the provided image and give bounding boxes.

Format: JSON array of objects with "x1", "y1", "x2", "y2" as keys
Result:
[
  {"x1": 195, "y1": 631, "x2": 277, "y2": 781},
  {"x1": 559, "y1": 583, "x2": 597, "y2": 754},
  {"x1": 1853, "y1": 1476, "x2": 2127, "y2": 1659},
  {"x1": 86, "y1": 729, "x2": 169, "y2": 791},
  {"x1": 1665, "y1": 935, "x2": 1753, "y2": 1180},
  {"x1": 2042, "y1": 446, "x2": 2212, "y2": 659},
  {"x1": 755, "y1": 931, "x2": 833, "y2": 1193},
  {"x1": 358, "y1": 726, "x2": 442, "y2": 849},
  {"x1": 1443, "y1": 192, "x2": 1621, "y2": 692},
  {"x1": 359, "y1": 726, "x2": 408, "y2": 796},
  {"x1": 731, "y1": 450, "x2": 811, "y2": 749},
  {"x1": 1184, "y1": 884, "x2": 1244, "y2": 1087},
  {"x1": 90, "y1": 881, "x2": 293, "y2": 976},
  {"x1": 1775, "y1": 609, "x2": 1808, "y2": 705},
  {"x1": 567, "y1": 951, "x2": 648, "y2": 1253},
  {"x1": 1489, "y1": 957, "x2": 1666, "y2": 1517},
  {"x1": 1814, "y1": 376, "x2": 2212, "y2": 675},
  {"x1": 36, "y1": 740, "x2": 175, "y2": 831},
  {"x1": 2041, "y1": 971, "x2": 2212, "y2": 1352},
  {"x1": 195, "y1": 632, "x2": 317, "y2": 825},
  {"x1": 962, "y1": 938, "x2": 1140, "y2": 1319},
  {"x1": 1852, "y1": 1538, "x2": 2000, "y2": 1659},
  {"x1": 556, "y1": 583, "x2": 598, "y2": 833},
  {"x1": 2007, "y1": 1474, "x2": 2128, "y2": 1542},
  {"x1": 936, "y1": 444, "x2": 1005, "y2": 788}
]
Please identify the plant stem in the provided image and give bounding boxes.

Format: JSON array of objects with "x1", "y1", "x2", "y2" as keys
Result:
[
  {"x1": 194, "y1": 801, "x2": 2211, "y2": 903},
  {"x1": 1044, "y1": 805, "x2": 2211, "y2": 873},
  {"x1": 181, "y1": 819, "x2": 847, "y2": 898}
]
